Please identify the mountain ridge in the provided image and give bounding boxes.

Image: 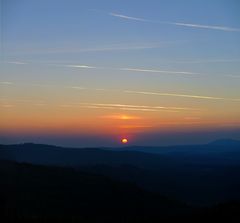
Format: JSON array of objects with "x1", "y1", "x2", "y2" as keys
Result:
[{"x1": 1, "y1": 138, "x2": 240, "y2": 150}]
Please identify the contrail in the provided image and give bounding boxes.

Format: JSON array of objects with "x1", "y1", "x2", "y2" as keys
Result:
[
  {"x1": 1, "y1": 80, "x2": 240, "y2": 102},
  {"x1": 4, "y1": 61, "x2": 28, "y2": 65},
  {"x1": 61, "y1": 64, "x2": 200, "y2": 76},
  {"x1": 109, "y1": 13, "x2": 151, "y2": 22},
  {"x1": 63, "y1": 64, "x2": 97, "y2": 69},
  {"x1": 172, "y1": 22, "x2": 240, "y2": 32},
  {"x1": 73, "y1": 102, "x2": 199, "y2": 112},
  {"x1": 120, "y1": 68, "x2": 198, "y2": 75},
  {"x1": 0, "y1": 82, "x2": 14, "y2": 85},
  {"x1": 4, "y1": 61, "x2": 240, "y2": 78},
  {"x1": 124, "y1": 90, "x2": 240, "y2": 102},
  {"x1": 110, "y1": 12, "x2": 240, "y2": 32}
]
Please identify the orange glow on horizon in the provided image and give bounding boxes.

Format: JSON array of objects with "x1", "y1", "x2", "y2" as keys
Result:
[{"x1": 1, "y1": 99, "x2": 240, "y2": 137}]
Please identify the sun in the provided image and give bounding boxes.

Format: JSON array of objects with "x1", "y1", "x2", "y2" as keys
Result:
[{"x1": 121, "y1": 138, "x2": 128, "y2": 144}]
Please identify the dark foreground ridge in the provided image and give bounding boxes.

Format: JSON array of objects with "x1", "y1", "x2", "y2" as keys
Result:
[
  {"x1": 0, "y1": 160, "x2": 184, "y2": 222},
  {"x1": 0, "y1": 140, "x2": 240, "y2": 222},
  {"x1": 0, "y1": 160, "x2": 240, "y2": 223}
]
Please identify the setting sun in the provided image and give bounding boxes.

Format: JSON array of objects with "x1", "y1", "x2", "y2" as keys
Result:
[{"x1": 121, "y1": 138, "x2": 128, "y2": 144}]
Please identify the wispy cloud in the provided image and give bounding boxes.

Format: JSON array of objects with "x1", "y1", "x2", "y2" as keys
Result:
[
  {"x1": 66, "y1": 86, "x2": 86, "y2": 90},
  {"x1": 109, "y1": 13, "x2": 151, "y2": 22},
  {"x1": 62, "y1": 64, "x2": 199, "y2": 76},
  {"x1": 63, "y1": 65, "x2": 97, "y2": 69},
  {"x1": 124, "y1": 90, "x2": 240, "y2": 102},
  {"x1": 66, "y1": 64, "x2": 238, "y2": 79},
  {"x1": 28, "y1": 83, "x2": 57, "y2": 88},
  {"x1": 0, "y1": 104, "x2": 15, "y2": 108},
  {"x1": 120, "y1": 68, "x2": 198, "y2": 75},
  {"x1": 76, "y1": 44, "x2": 162, "y2": 52},
  {"x1": 5, "y1": 43, "x2": 164, "y2": 55},
  {"x1": 4, "y1": 61, "x2": 28, "y2": 65},
  {"x1": 33, "y1": 103, "x2": 47, "y2": 107},
  {"x1": 0, "y1": 81, "x2": 14, "y2": 85},
  {"x1": 4, "y1": 60, "x2": 239, "y2": 78},
  {"x1": 100, "y1": 114, "x2": 142, "y2": 120},
  {"x1": 69, "y1": 104, "x2": 160, "y2": 112},
  {"x1": 2, "y1": 80, "x2": 239, "y2": 103},
  {"x1": 172, "y1": 22, "x2": 240, "y2": 32},
  {"x1": 184, "y1": 117, "x2": 201, "y2": 120},
  {"x1": 170, "y1": 58, "x2": 240, "y2": 64},
  {"x1": 76, "y1": 102, "x2": 199, "y2": 112},
  {"x1": 110, "y1": 12, "x2": 240, "y2": 32},
  {"x1": 226, "y1": 74, "x2": 240, "y2": 79}
]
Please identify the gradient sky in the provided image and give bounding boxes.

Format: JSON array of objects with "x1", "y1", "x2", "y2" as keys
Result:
[{"x1": 1, "y1": 0, "x2": 240, "y2": 146}]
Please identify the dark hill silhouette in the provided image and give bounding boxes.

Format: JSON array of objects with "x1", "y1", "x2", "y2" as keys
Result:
[
  {"x1": 114, "y1": 139, "x2": 240, "y2": 165},
  {"x1": 119, "y1": 138, "x2": 240, "y2": 153},
  {"x1": 1, "y1": 139, "x2": 240, "y2": 166},
  {"x1": 1, "y1": 160, "x2": 240, "y2": 223},
  {"x1": 0, "y1": 160, "x2": 186, "y2": 223},
  {"x1": 208, "y1": 139, "x2": 240, "y2": 146},
  {"x1": 0, "y1": 140, "x2": 240, "y2": 205},
  {"x1": 0, "y1": 143, "x2": 176, "y2": 169}
]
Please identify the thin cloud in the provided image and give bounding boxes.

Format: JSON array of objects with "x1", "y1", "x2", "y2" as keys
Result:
[
  {"x1": 100, "y1": 114, "x2": 142, "y2": 120},
  {"x1": 172, "y1": 22, "x2": 240, "y2": 32},
  {"x1": 170, "y1": 58, "x2": 240, "y2": 64},
  {"x1": 4, "y1": 61, "x2": 239, "y2": 78},
  {"x1": 77, "y1": 44, "x2": 162, "y2": 52},
  {"x1": 0, "y1": 82, "x2": 14, "y2": 85},
  {"x1": 53, "y1": 64, "x2": 240, "y2": 79},
  {"x1": 120, "y1": 68, "x2": 198, "y2": 75},
  {"x1": 184, "y1": 117, "x2": 201, "y2": 120},
  {"x1": 109, "y1": 12, "x2": 150, "y2": 22},
  {"x1": 63, "y1": 64, "x2": 97, "y2": 69},
  {"x1": 66, "y1": 86, "x2": 86, "y2": 90},
  {"x1": 6, "y1": 43, "x2": 164, "y2": 55},
  {"x1": 52, "y1": 63, "x2": 240, "y2": 79},
  {"x1": 124, "y1": 90, "x2": 240, "y2": 102},
  {"x1": 2, "y1": 80, "x2": 239, "y2": 103},
  {"x1": 4, "y1": 61, "x2": 28, "y2": 65},
  {"x1": 28, "y1": 83, "x2": 57, "y2": 88},
  {"x1": 110, "y1": 12, "x2": 240, "y2": 32},
  {"x1": 62, "y1": 64, "x2": 199, "y2": 76},
  {"x1": 226, "y1": 74, "x2": 240, "y2": 78},
  {"x1": 77, "y1": 102, "x2": 199, "y2": 112},
  {"x1": 33, "y1": 103, "x2": 47, "y2": 107},
  {"x1": 0, "y1": 104, "x2": 15, "y2": 108},
  {"x1": 74, "y1": 105, "x2": 160, "y2": 112}
]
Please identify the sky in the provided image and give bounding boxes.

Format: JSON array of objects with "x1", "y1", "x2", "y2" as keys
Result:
[{"x1": 1, "y1": 0, "x2": 240, "y2": 146}]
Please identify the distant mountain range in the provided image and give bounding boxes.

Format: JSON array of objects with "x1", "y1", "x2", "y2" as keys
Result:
[
  {"x1": 2, "y1": 138, "x2": 240, "y2": 165},
  {"x1": 111, "y1": 138, "x2": 240, "y2": 154},
  {"x1": 1, "y1": 139, "x2": 240, "y2": 222},
  {"x1": 0, "y1": 139, "x2": 240, "y2": 205}
]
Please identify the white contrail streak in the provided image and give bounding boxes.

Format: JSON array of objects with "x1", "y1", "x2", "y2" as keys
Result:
[
  {"x1": 110, "y1": 12, "x2": 240, "y2": 32},
  {"x1": 1, "y1": 80, "x2": 240, "y2": 102},
  {"x1": 172, "y1": 22, "x2": 240, "y2": 32},
  {"x1": 76, "y1": 102, "x2": 199, "y2": 111},
  {"x1": 109, "y1": 13, "x2": 150, "y2": 22},
  {"x1": 4, "y1": 61, "x2": 240, "y2": 78},
  {"x1": 0, "y1": 82, "x2": 14, "y2": 85},
  {"x1": 63, "y1": 64, "x2": 96, "y2": 69},
  {"x1": 124, "y1": 90, "x2": 240, "y2": 102},
  {"x1": 120, "y1": 68, "x2": 198, "y2": 75},
  {"x1": 61, "y1": 64, "x2": 199, "y2": 76},
  {"x1": 5, "y1": 61, "x2": 28, "y2": 65}
]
